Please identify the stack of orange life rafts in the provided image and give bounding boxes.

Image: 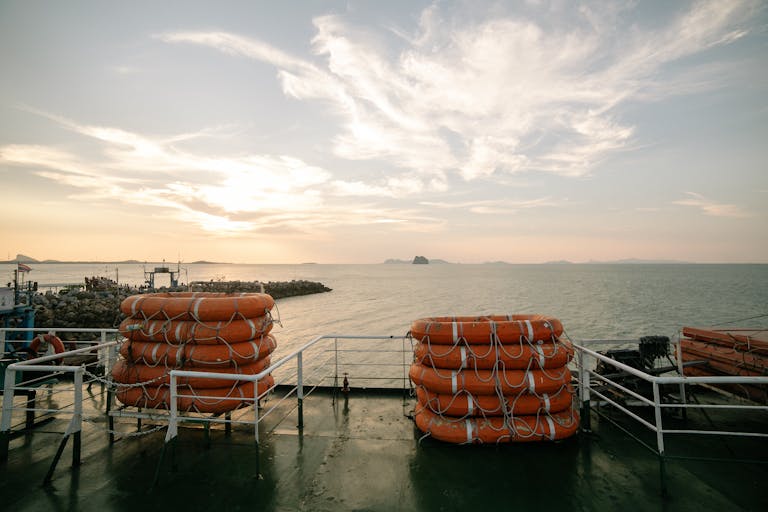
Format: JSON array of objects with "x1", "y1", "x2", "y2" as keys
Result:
[
  {"x1": 680, "y1": 326, "x2": 768, "y2": 404},
  {"x1": 409, "y1": 315, "x2": 579, "y2": 444},
  {"x1": 112, "y1": 292, "x2": 277, "y2": 414}
]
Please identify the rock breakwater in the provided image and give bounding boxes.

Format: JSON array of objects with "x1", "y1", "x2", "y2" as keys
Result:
[{"x1": 27, "y1": 280, "x2": 331, "y2": 336}]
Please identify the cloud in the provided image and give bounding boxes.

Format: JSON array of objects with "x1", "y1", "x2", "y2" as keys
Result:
[
  {"x1": 161, "y1": 1, "x2": 756, "y2": 181},
  {"x1": 673, "y1": 192, "x2": 750, "y2": 218},
  {"x1": 0, "y1": 113, "x2": 439, "y2": 235},
  {"x1": 420, "y1": 196, "x2": 557, "y2": 215}
]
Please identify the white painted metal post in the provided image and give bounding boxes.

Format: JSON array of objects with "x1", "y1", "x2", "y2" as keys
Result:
[
  {"x1": 253, "y1": 378, "x2": 260, "y2": 443},
  {"x1": 166, "y1": 374, "x2": 178, "y2": 442},
  {"x1": 579, "y1": 350, "x2": 591, "y2": 432},
  {"x1": 652, "y1": 381, "x2": 665, "y2": 455},
  {"x1": 1, "y1": 368, "x2": 15, "y2": 432},
  {"x1": 297, "y1": 351, "x2": 304, "y2": 429},
  {"x1": 674, "y1": 333, "x2": 688, "y2": 418},
  {"x1": 334, "y1": 337, "x2": 339, "y2": 385},
  {"x1": 652, "y1": 380, "x2": 669, "y2": 496},
  {"x1": 73, "y1": 370, "x2": 83, "y2": 431},
  {"x1": 98, "y1": 330, "x2": 108, "y2": 371},
  {"x1": 72, "y1": 369, "x2": 83, "y2": 466},
  {"x1": 1, "y1": 366, "x2": 16, "y2": 461}
]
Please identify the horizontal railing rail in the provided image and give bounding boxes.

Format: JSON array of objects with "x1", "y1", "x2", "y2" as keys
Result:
[
  {"x1": 1, "y1": 329, "x2": 121, "y2": 484},
  {"x1": 163, "y1": 334, "x2": 411, "y2": 444},
  {"x1": 573, "y1": 339, "x2": 768, "y2": 457}
]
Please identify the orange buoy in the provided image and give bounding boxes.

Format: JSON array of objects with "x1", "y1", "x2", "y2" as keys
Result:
[
  {"x1": 413, "y1": 339, "x2": 572, "y2": 370},
  {"x1": 119, "y1": 316, "x2": 273, "y2": 344},
  {"x1": 409, "y1": 362, "x2": 571, "y2": 395},
  {"x1": 28, "y1": 333, "x2": 66, "y2": 361},
  {"x1": 414, "y1": 403, "x2": 579, "y2": 444},
  {"x1": 115, "y1": 376, "x2": 275, "y2": 414},
  {"x1": 120, "y1": 292, "x2": 275, "y2": 321},
  {"x1": 410, "y1": 315, "x2": 563, "y2": 344},
  {"x1": 111, "y1": 358, "x2": 272, "y2": 388},
  {"x1": 119, "y1": 334, "x2": 277, "y2": 367},
  {"x1": 415, "y1": 385, "x2": 573, "y2": 417}
]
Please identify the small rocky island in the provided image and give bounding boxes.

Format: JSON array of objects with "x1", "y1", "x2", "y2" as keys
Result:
[{"x1": 413, "y1": 256, "x2": 429, "y2": 264}]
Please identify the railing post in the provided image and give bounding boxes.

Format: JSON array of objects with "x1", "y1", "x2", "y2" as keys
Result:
[
  {"x1": 98, "y1": 330, "x2": 108, "y2": 377},
  {"x1": 402, "y1": 335, "x2": 409, "y2": 397},
  {"x1": 0, "y1": 329, "x2": 6, "y2": 356},
  {"x1": 1, "y1": 367, "x2": 17, "y2": 462},
  {"x1": 297, "y1": 352, "x2": 304, "y2": 430},
  {"x1": 334, "y1": 337, "x2": 339, "y2": 387},
  {"x1": 107, "y1": 341, "x2": 117, "y2": 443},
  {"x1": 579, "y1": 350, "x2": 591, "y2": 432},
  {"x1": 652, "y1": 380, "x2": 668, "y2": 496},
  {"x1": 44, "y1": 367, "x2": 83, "y2": 485},
  {"x1": 154, "y1": 373, "x2": 179, "y2": 489},
  {"x1": 72, "y1": 369, "x2": 83, "y2": 467},
  {"x1": 253, "y1": 377, "x2": 261, "y2": 478},
  {"x1": 674, "y1": 333, "x2": 688, "y2": 420},
  {"x1": 166, "y1": 373, "x2": 178, "y2": 443}
]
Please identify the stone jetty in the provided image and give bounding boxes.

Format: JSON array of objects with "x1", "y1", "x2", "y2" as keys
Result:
[{"x1": 26, "y1": 280, "x2": 331, "y2": 337}]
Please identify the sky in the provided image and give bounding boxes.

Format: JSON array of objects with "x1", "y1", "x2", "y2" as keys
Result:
[{"x1": 0, "y1": 0, "x2": 766, "y2": 264}]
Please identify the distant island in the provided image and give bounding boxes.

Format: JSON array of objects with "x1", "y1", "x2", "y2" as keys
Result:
[
  {"x1": 544, "y1": 258, "x2": 692, "y2": 264},
  {"x1": 1, "y1": 254, "x2": 227, "y2": 265},
  {"x1": 384, "y1": 257, "x2": 450, "y2": 264}
]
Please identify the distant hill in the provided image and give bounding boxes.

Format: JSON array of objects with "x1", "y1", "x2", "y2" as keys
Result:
[
  {"x1": 586, "y1": 258, "x2": 691, "y2": 264},
  {"x1": 13, "y1": 254, "x2": 39, "y2": 263},
  {"x1": 0, "y1": 256, "x2": 224, "y2": 265},
  {"x1": 384, "y1": 257, "x2": 450, "y2": 264}
]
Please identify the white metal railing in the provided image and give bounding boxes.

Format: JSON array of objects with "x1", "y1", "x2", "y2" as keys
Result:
[
  {"x1": 2, "y1": 329, "x2": 411, "y2": 450},
  {"x1": 572, "y1": 338, "x2": 768, "y2": 460},
  {"x1": 0, "y1": 327, "x2": 120, "y2": 483},
  {"x1": 164, "y1": 334, "x2": 412, "y2": 444}
]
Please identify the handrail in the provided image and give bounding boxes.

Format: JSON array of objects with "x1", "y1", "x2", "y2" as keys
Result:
[
  {"x1": 572, "y1": 336, "x2": 768, "y2": 473},
  {"x1": 165, "y1": 334, "x2": 410, "y2": 444},
  {"x1": 1, "y1": 327, "x2": 120, "y2": 354},
  {"x1": 575, "y1": 341, "x2": 768, "y2": 386},
  {"x1": 1, "y1": 335, "x2": 119, "y2": 483}
]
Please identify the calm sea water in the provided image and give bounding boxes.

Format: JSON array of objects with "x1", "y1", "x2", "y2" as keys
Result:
[{"x1": 2, "y1": 263, "x2": 766, "y2": 353}]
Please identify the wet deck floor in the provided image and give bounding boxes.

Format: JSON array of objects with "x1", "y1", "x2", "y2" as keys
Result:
[{"x1": 1, "y1": 387, "x2": 766, "y2": 512}]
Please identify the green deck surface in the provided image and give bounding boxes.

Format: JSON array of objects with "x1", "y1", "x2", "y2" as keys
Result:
[{"x1": 1, "y1": 387, "x2": 766, "y2": 512}]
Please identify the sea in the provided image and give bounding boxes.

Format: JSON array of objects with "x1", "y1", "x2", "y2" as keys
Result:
[{"x1": 3, "y1": 262, "x2": 766, "y2": 347}]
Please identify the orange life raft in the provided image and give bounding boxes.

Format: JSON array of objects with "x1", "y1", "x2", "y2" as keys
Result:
[
  {"x1": 115, "y1": 291, "x2": 277, "y2": 413},
  {"x1": 111, "y1": 358, "x2": 272, "y2": 388},
  {"x1": 116, "y1": 376, "x2": 275, "y2": 414},
  {"x1": 682, "y1": 327, "x2": 768, "y2": 354},
  {"x1": 119, "y1": 335, "x2": 277, "y2": 367},
  {"x1": 121, "y1": 292, "x2": 275, "y2": 321},
  {"x1": 409, "y1": 313, "x2": 579, "y2": 443},
  {"x1": 413, "y1": 339, "x2": 572, "y2": 370},
  {"x1": 409, "y1": 363, "x2": 571, "y2": 395},
  {"x1": 119, "y1": 316, "x2": 273, "y2": 344},
  {"x1": 410, "y1": 315, "x2": 563, "y2": 344},
  {"x1": 415, "y1": 386, "x2": 573, "y2": 417},
  {"x1": 414, "y1": 403, "x2": 579, "y2": 444}
]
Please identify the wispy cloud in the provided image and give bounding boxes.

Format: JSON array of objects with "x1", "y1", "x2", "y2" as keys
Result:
[
  {"x1": 0, "y1": 112, "x2": 435, "y2": 235},
  {"x1": 161, "y1": 1, "x2": 756, "y2": 182},
  {"x1": 420, "y1": 197, "x2": 558, "y2": 215},
  {"x1": 673, "y1": 192, "x2": 750, "y2": 218}
]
